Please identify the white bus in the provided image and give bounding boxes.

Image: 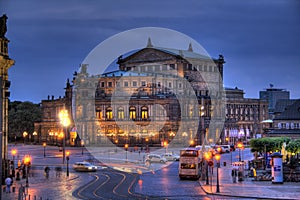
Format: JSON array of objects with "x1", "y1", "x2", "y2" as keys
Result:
[{"x1": 179, "y1": 147, "x2": 202, "y2": 179}]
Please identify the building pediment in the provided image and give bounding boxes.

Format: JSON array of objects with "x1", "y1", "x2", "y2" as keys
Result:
[{"x1": 118, "y1": 48, "x2": 185, "y2": 65}]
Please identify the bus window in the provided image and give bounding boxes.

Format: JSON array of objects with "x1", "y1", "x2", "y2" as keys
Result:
[
  {"x1": 180, "y1": 150, "x2": 198, "y2": 157},
  {"x1": 181, "y1": 163, "x2": 196, "y2": 169}
]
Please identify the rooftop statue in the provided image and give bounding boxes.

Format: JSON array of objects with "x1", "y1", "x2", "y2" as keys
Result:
[{"x1": 0, "y1": 14, "x2": 8, "y2": 38}]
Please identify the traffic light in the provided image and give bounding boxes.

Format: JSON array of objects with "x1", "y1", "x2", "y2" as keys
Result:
[{"x1": 208, "y1": 160, "x2": 214, "y2": 167}]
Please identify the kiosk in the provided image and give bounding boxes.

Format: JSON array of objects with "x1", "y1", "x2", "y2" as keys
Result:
[{"x1": 271, "y1": 152, "x2": 283, "y2": 184}]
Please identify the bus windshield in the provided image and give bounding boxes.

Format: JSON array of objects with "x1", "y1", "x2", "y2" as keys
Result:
[
  {"x1": 180, "y1": 163, "x2": 196, "y2": 169},
  {"x1": 180, "y1": 149, "x2": 199, "y2": 157}
]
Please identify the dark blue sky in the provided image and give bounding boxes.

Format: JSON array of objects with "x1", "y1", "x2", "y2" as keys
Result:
[{"x1": 1, "y1": 0, "x2": 300, "y2": 103}]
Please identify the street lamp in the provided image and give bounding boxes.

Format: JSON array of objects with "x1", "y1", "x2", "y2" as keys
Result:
[
  {"x1": 204, "y1": 152, "x2": 212, "y2": 185},
  {"x1": 23, "y1": 131, "x2": 28, "y2": 144},
  {"x1": 32, "y1": 131, "x2": 38, "y2": 144},
  {"x1": 11, "y1": 149, "x2": 17, "y2": 177},
  {"x1": 59, "y1": 109, "x2": 70, "y2": 164},
  {"x1": 66, "y1": 151, "x2": 70, "y2": 177},
  {"x1": 225, "y1": 137, "x2": 229, "y2": 144},
  {"x1": 81, "y1": 140, "x2": 84, "y2": 155},
  {"x1": 124, "y1": 144, "x2": 128, "y2": 162},
  {"x1": 24, "y1": 155, "x2": 31, "y2": 187},
  {"x1": 43, "y1": 142, "x2": 47, "y2": 158},
  {"x1": 215, "y1": 153, "x2": 221, "y2": 193},
  {"x1": 163, "y1": 141, "x2": 168, "y2": 153},
  {"x1": 237, "y1": 142, "x2": 243, "y2": 162},
  {"x1": 189, "y1": 140, "x2": 194, "y2": 147}
]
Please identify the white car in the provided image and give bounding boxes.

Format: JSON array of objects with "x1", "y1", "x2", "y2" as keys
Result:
[
  {"x1": 145, "y1": 154, "x2": 167, "y2": 163},
  {"x1": 161, "y1": 153, "x2": 180, "y2": 161},
  {"x1": 72, "y1": 162, "x2": 98, "y2": 172}
]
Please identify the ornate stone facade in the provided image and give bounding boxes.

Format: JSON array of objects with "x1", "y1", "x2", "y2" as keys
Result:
[{"x1": 34, "y1": 42, "x2": 268, "y2": 147}]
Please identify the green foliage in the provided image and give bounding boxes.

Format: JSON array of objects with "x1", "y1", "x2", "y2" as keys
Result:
[
  {"x1": 250, "y1": 137, "x2": 291, "y2": 154},
  {"x1": 286, "y1": 139, "x2": 300, "y2": 154},
  {"x1": 8, "y1": 100, "x2": 42, "y2": 141}
]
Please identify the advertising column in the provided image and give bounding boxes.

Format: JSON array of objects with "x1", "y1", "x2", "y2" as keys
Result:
[{"x1": 271, "y1": 152, "x2": 283, "y2": 184}]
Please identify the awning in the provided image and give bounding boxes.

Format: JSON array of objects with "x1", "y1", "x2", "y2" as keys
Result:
[{"x1": 261, "y1": 119, "x2": 273, "y2": 123}]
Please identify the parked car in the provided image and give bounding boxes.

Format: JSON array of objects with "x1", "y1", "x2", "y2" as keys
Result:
[
  {"x1": 213, "y1": 145, "x2": 226, "y2": 154},
  {"x1": 161, "y1": 153, "x2": 180, "y2": 161},
  {"x1": 72, "y1": 162, "x2": 98, "y2": 172},
  {"x1": 145, "y1": 154, "x2": 167, "y2": 163},
  {"x1": 220, "y1": 145, "x2": 231, "y2": 153}
]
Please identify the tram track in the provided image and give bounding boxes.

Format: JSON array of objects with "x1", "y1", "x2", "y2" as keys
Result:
[{"x1": 73, "y1": 168, "x2": 146, "y2": 200}]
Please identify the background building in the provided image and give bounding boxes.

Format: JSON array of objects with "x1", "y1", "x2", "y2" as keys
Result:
[
  {"x1": 224, "y1": 87, "x2": 268, "y2": 144},
  {"x1": 268, "y1": 99, "x2": 300, "y2": 139},
  {"x1": 259, "y1": 84, "x2": 290, "y2": 119},
  {"x1": 0, "y1": 14, "x2": 14, "y2": 185}
]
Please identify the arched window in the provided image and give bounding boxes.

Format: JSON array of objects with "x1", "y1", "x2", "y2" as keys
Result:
[
  {"x1": 106, "y1": 107, "x2": 113, "y2": 120},
  {"x1": 141, "y1": 106, "x2": 148, "y2": 119},
  {"x1": 117, "y1": 107, "x2": 124, "y2": 120},
  {"x1": 96, "y1": 108, "x2": 102, "y2": 119},
  {"x1": 129, "y1": 106, "x2": 136, "y2": 120}
]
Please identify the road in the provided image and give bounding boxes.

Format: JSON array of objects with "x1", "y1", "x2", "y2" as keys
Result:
[{"x1": 7, "y1": 144, "x2": 254, "y2": 199}]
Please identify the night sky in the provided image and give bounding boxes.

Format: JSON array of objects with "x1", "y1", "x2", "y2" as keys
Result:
[{"x1": 1, "y1": 0, "x2": 299, "y2": 103}]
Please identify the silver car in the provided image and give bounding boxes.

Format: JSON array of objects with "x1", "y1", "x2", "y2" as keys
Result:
[
  {"x1": 161, "y1": 153, "x2": 180, "y2": 161},
  {"x1": 72, "y1": 162, "x2": 98, "y2": 172},
  {"x1": 145, "y1": 154, "x2": 167, "y2": 163}
]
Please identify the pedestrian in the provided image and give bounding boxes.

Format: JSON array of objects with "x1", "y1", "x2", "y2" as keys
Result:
[
  {"x1": 44, "y1": 166, "x2": 50, "y2": 178},
  {"x1": 5, "y1": 176, "x2": 12, "y2": 193},
  {"x1": 231, "y1": 168, "x2": 237, "y2": 183}
]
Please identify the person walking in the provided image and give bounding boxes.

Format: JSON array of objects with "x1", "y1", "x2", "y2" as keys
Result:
[
  {"x1": 5, "y1": 176, "x2": 12, "y2": 193},
  {"x1": 44, "y1": 166, "x2": 50, "y2": 178},
  {"x1": 231, "y1": 168, "x2": 237, "y2": 183}
]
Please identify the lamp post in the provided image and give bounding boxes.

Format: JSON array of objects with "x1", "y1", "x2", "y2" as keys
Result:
[
  {"x1": 24, "y1": 155, "x2": 31, "y2": 187},
  {"x1": 32, "y1": 131, "x2": 38, "y2": 144},
  {"x1": 43, "y1": 142, "x2": 46, "y2": 158},
  {"x1": 237, "y1": 142, "x2": 243, "y2": 162},
  {"x1": 81, "y1": 140, "x2": 84, "y2": 155},
  {"x1": 23, "y1": 131, "x2": 28, "y2": 144},
  {"x1": 215, "y1": 153, "x2": 221, "y2": 193},
  {"x1": 204, "y1": 152, "x2": 212, "y2": 185},
  {"x1": 11, "y1": 149, "x2": 17, "y2": 177},
  {"x1": 124, "y1": 144, "x2": 128, "y2": 162},
  {"x1": 66, "y1": 151, "x2": 70, "y2": 177},
  {"x1": 163, "y1": 141, "x2": 168, "y2": 153},
  {"x1": 59, "y1": 109, "x2": 70, "y2": 164}
]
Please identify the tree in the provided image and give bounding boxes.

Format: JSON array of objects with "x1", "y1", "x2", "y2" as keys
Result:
[
  {"x1": 8, "y1": 100, "x2": 42, "y2": 142},
  {"x1": 286, "y1": 139, "x2": 300, "y2": 154},
  {"x1": 250, "y1": 137, "x2": 291, "y2": 155}
]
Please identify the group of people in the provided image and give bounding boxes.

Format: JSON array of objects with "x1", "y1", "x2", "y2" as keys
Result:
[{"x1": 4, "y1": 159, "x2": 31, "y2": 194}]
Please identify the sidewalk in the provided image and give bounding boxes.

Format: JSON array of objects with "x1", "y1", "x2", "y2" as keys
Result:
[
  {"x1": 199, "y1": 164, "x2": 300, "y2": 200},
  {"x1": 2, "y1": 168, "x2": 79, "y2": 200}
]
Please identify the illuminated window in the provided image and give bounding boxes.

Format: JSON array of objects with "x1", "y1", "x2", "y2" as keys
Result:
[
  {"x1": 96, "y1": 108, "x2": 102, "y2": 119},
  {"x1": 141, "y1": 106, "x2": 148, "y2": 119},
  {"x1": 106, "y1": 107, "x2": 113, "y2": 120},
  {"x1": 129, "y1": 106, "x2": 136, "y2": 120},
  {"x1": 117, "y1": 107, "x2": 124, "y2": 120}
]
